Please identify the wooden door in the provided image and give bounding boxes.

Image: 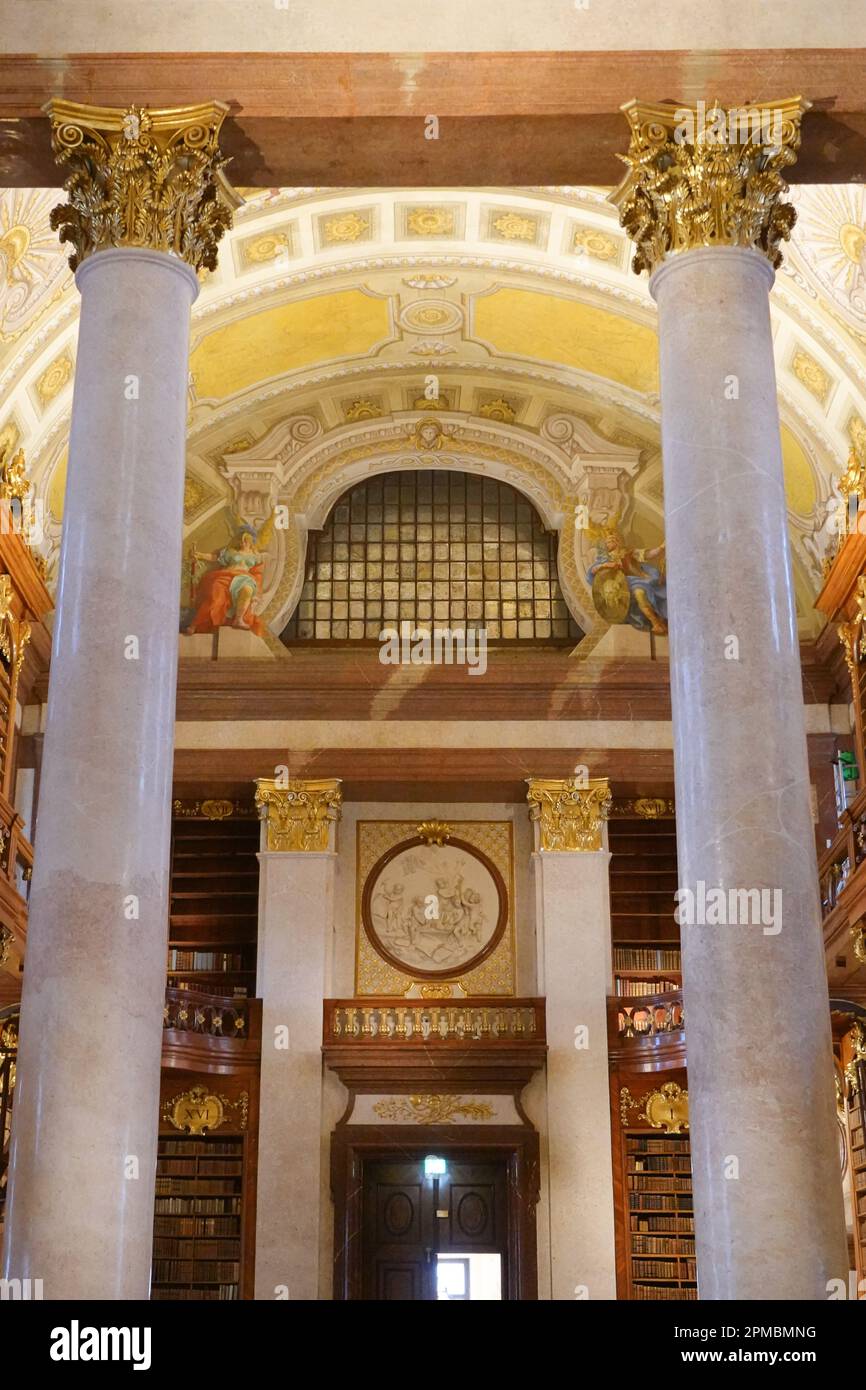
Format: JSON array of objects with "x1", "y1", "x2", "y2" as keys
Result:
[
  {"x1": 360, "y1": 1156, "x2": 509, "y2": 1300},
  {"x1": 361, "y1": 1161, "x2": 438, "y2": 1300},
  {"x1": 437, "y1": 1160, "x2": 508, "y2": 1261}
]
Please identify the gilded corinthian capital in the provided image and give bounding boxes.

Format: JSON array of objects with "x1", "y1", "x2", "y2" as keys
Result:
[
  {"x1": 526, "y1": 776, "x2": 611, "y2": 852},
  {"x1": 255, "y1": 777, "x2": 343, "y2": 852},
  {"x1": 45, "y1": 99, "x2": 238, "y2": 273},
  {"x1": 610, "y1": 97, "x2": 810, "y2": 276}
]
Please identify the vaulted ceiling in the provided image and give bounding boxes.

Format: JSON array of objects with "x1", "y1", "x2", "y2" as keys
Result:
[{"x1": 2, "y1": 183, "x2": 866, "y2": 644}]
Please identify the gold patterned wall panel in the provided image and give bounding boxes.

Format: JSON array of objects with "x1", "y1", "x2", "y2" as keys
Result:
[{"x1": 355, "y1": 819, "x2": 515, "y2": 996}]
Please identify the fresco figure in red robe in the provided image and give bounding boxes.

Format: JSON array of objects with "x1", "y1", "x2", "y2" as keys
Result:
[{"x1": 183, "y1": 525, "x2": 270, "y2": 637}]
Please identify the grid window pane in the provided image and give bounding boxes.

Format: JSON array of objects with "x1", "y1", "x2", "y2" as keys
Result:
[{"x1": 281, "y1": 470, "x2": 581, "y2": 645}]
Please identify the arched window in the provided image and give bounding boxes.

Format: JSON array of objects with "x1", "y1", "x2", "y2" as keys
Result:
[{"x1": 281, "y1": 470, "x2": 581, "y2": 645}]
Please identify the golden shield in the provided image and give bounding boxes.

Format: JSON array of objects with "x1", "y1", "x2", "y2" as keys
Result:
[{"x1": 592, "y1": 566, "x2": 631, "y2": 623}]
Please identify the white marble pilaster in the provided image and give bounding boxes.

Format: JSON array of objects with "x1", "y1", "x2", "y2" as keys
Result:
[
  {"x1": 529, "y1": 780, "x2": 617, "y2": 1300},
  {"x1": 253, "y1": 777, "x2": 341, "y2": 1301}
]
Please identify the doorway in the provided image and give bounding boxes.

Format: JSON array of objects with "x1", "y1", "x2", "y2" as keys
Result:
[
  {"x1": 331, "y1": 1127, "x2": 539, "y2": 1300},
  {"x1": 361, "y1": 1156, "x2": 508, "y2": 1300}
]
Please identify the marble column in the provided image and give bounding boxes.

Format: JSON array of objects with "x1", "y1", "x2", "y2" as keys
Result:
[
  {"x1": 253, "y1": 777, "x2": 342, "y2": 1301},
  {"x1": 2, "y1": 101, "x2": 232, "y2": 1298},
  {"x1": 527, "y1": 776, "x2": 617, "y2": 1300},
  {"x1": 612, "y1": 99, "x2": 848, "y2": 1298}
]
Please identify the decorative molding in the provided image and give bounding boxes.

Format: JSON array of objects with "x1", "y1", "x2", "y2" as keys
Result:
[
  {"x1": 371, "y1": 1094, "x2": 495, "y2": 1125},
  {"x1": 611, "y1": 98, "x2": 810, "y2": 276},
  {"x1": 620, "y1": 1081, "x2": 689, "y2": 1133},
  {"x1": 355, "y1": 820, "x2": 516, "y2": 997},
  {"x1": 172, "y1": 797, "x2": 255, "y2": 819},
  {"x1": 612, "y1": 796, "x2": 675, "y2": 819},
  {"x1": 45, "y1": 100, "x2": 237, "y2": 272},
  {"x1": 844, "y1": 1021, "x2": 866, "y2": 1100},
  {"x1": 416, "y1": 819, "x2": 452, "y2": 846},
  {"x1": 161, "y1": 1084, "x2": 249, "y2": 1134},
  {"x1": 254, "y1": 776, "x2": 342, "y2": 852},
  {"x1": 526, "y1": 775, "x2": 611, "y2": 851}
]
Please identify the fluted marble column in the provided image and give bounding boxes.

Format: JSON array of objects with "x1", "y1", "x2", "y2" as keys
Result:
[
  {"x1": 527, "y1": 776, "x2": 617, "y2": 1300},
  {"x1": 613, "y1": 99, "x2": 848, "y2": 1298},
  {"x1": 2, "y1": 101, "x2": 232, "y2": 1298},
  {"x1": 253, "y1": 778, "x2": 342, "y2": 1301}
]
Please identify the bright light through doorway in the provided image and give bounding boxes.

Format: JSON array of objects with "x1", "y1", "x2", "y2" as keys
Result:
[{"x1": 436, "y1": 1253, "x2": 502, "y2": 1300}]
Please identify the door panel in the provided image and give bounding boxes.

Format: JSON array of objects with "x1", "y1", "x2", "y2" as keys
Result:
[
  {"x1": 361, "y1": 1155, "x2": 509, "y2": 1299},
  {"x1": 362, "y1": 1162, "x2": 436, "y2": 1300},
  {"x1": 439, "y1": 1161, "x2": 508, "y2": 1255}
]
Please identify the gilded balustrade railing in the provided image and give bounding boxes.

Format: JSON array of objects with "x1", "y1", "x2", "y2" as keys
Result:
[
  {"x1": 819, "y1": 785, "x2": 866, "y2": 919},
  {"x1": 323, "y1": 997, "x2": 545, "y2": 1045},
  {"x1": 610, "y1": 990, "x2": 684, "y2": 1041},
  {"x1": 163, "y1": 987, "x2": 259, "y2": 1040}
]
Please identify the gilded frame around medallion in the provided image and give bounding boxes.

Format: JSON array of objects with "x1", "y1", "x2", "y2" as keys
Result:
[{"x1": 360, "y1": 832, "x2": 509, "y2": 981}]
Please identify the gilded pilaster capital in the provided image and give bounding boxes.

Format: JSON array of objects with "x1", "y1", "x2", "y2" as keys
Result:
[
  {"x1": 610, "y1": 97, "x2": 810, "y2": 276},
  {"x1": 526, "y1": 775, "x2": 611, "y2": 852},
  {"x1": 254, "y1": 776, "x2": 343, "y2": 853},
  {"x1": 44, "y1": 99, "x2": 239, "y2": 273}
]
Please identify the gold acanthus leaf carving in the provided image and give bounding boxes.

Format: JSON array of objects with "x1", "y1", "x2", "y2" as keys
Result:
[
  {"x1": 372, "y1": 1094, "x2": 495, "y2": 1125},
  {"x1": 0, "y1": 449, "x2": 31, "y2": 503},
  {"x1": 610, "y1": 97, "x2": 810, "y2": 276},
  {"x1": 45, "y1": 100, "x2": 236, "y2": 273},
  {"x1": 526, "y1": 775, "x2": 611, "y2": 852},
  {"x1": 255, "y1": 776, "x2": 342, "y2": 852}
]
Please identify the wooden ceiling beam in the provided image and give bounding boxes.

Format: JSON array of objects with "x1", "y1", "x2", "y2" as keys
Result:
[{"x1": 2, "y1": 50, "x2": 865, "y2": 186}]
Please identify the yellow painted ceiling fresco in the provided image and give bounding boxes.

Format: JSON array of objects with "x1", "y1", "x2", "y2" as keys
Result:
[
  {"x1": 190, "y1": 288, "x2": 391, "y2": 400},
  {"x1": 473, "y1": 288, "x2": 658, "y2": 394},
  {"x1": 2, "y1": 184, "x2": 866, "y2": 644}
]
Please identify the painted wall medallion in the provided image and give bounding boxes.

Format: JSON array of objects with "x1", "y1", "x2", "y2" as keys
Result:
[{"x1": 361, "y1": 834, "x2": 507, "y2": 978}]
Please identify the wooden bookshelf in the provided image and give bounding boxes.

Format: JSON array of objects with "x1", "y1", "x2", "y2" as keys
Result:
[
  {"x1": 612, "y1": 945, "x2": 681, "y2": 998},
  {"x1": 842, "y1": 1027, "x2": 866, "y2": 1291},
  {"x1": 152, "y1": 1061, "x2": 258, "y2": 1301},
  {"x1": 608, "y1": 815, "x2": 681, "y2": 997},
  {"x1": 168, "y1": 812, "x2": 260, "y2": 996},
  {"x1": 152, "y1": 1134, "x2": 246, "y2": 1300},
  {"x1": 624, "y1": 1131, "x2": 696, "y2": 1300}
]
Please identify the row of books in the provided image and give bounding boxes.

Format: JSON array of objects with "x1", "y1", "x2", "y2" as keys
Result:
[
  {"x1": 629, "y1": 1194, "x2": 693, "y2": 1212},
  {"x1": 155, "y1": 1178, "x2": 241, "y2": 1197},
  {"x1": 152, "y1": 1261, "x2": 240, "y2": 1283},
  {"x1": 152, "y1": 1286, "x2": 238, "y2": 1301},
  {"x1": 632, "y1": 1156, "x2": 691, "y2": 1173},
  {"x1": 615, "y1": 978, "x2": 680, "y2": 997},
  {"x1": 154, "y1": 1197, "x2": 241, "y2": 1216},
  {"x1": 156, "y1": 1158, "x2": 242, "y2": 1178},
  {"x1": 153, "y1": 1238, "x2": 240, "y2": 1260},
  {"x1": 634, "y1": 1284, "x2": 697, "y2": 1301},
  {"x1": 633, "y1": 1258, "x2": 697, "y2": 1280},
  {"x1": 159, "y1": 1140, "x2": 241, "y2": 1157},
  {"x1": 154, "y1": 1217, "x2": 240, "y2": 1238},
  {"x1": 614, "y1": 946, "x2": 681, "y2": 972},
  {"x1": 631, "y1": 1236, "x2": 695, "y2": 1256},
  {"x1": 628, "y1": 1175, "x2": 692, "y2": 1192},
  {"x1": 167, "y1": 950, "x2": 246, "y2": 972},
  {"x1": 627, "y1": 1138, "x2": 690, "y2": 1155},
  {"x1": 630, "y1": 1215, "x2": 694, "y2": 1234}
]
